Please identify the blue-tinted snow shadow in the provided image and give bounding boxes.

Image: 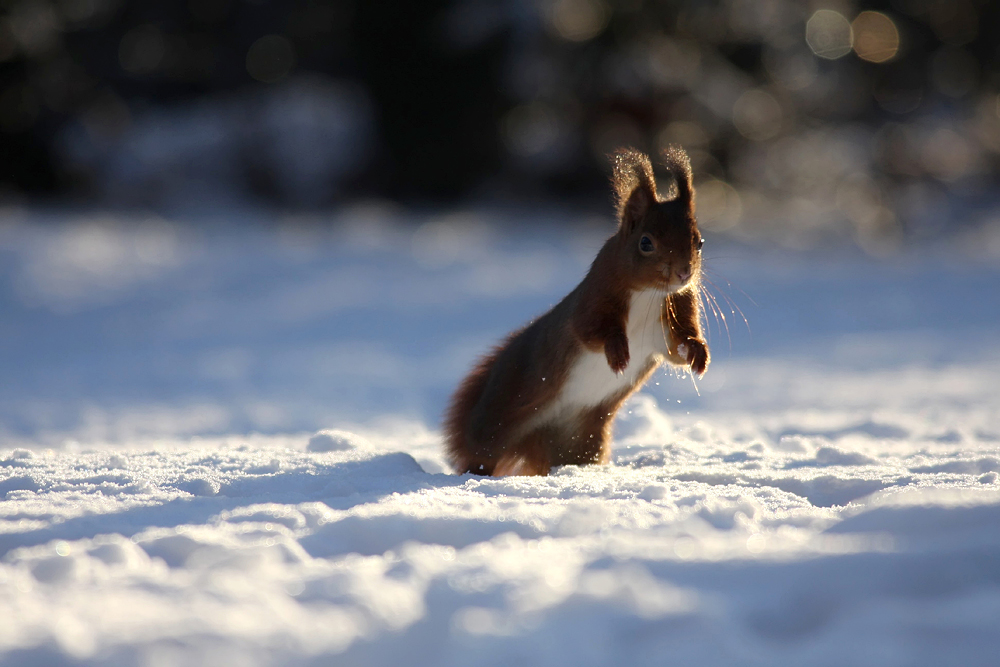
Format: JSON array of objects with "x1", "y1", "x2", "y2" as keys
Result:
[
  {"x1": 305, "y1": 498, "x2": 1000, "y2": 667},
  {"x1": 0, "y1": 453, "x2": 474, "y2": 559}
]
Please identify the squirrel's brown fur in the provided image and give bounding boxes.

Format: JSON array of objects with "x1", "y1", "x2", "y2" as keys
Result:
[{"x1": 444, "y1": 146, "x2": 709, "y2": 476}]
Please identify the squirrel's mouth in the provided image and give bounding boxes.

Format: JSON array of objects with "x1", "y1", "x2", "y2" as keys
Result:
[
  {"x1": 658, "y1": 267, "x2": 694, "y2": 293},
  {"x1": 650, "y1": 278, "x2": 684, "y2": 295},
  {"x1": 665, "y1": 281, "x2": 686, "y2": 294}
]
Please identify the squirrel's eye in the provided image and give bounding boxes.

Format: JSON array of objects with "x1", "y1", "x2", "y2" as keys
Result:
[
  {"x1": 639, "y1": 235, "x2": 654, "y2": 254},
  {"x1": 696, "y1": 236, "x2": 704, "y2": 251}
]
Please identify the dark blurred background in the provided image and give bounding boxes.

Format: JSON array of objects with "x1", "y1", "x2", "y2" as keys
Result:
[{"x1": 2, "y1": 0, "x2": 999, "y2": 250}]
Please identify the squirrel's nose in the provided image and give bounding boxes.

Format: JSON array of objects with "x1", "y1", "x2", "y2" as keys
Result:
[{"x1": 676, "y1": 268, "x2": 691, "y2": 282}]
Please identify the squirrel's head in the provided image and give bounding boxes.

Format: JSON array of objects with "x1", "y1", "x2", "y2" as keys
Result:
[{"x1": 611, "y1": 146, "x2": 702, "y2": 294}]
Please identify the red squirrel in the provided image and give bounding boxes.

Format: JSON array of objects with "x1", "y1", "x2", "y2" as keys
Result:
[{"x1": 444, "y1": 146, "x2": 709, "y2": 476}]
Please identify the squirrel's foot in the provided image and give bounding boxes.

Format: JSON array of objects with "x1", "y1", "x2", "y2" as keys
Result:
[
  {"x1": 676, "y1": 338, "x2": 709, "y2": 376},
  {"x1": 604, "y1": 332, "x2": 630, "y2": 375}
]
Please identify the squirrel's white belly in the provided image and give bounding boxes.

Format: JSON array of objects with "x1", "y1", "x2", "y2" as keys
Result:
[{"x1": 530, "y1": 289, "x2": 669, "y2": 429}]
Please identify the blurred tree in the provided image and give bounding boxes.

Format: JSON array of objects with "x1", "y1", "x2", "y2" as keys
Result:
[
  {"x1": 0, "y1": 0, "x2": 998, "y2": 248},
  {"x1": 353, "y1": 0, "x2": 507, "y2": 199}
]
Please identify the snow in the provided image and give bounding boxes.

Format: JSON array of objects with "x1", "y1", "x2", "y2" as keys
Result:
[{"x1": 1, "y1": 208, "x2": 999, "y2": 665}]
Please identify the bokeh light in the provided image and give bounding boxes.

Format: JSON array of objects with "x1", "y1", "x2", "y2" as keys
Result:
[
  {"x1": 805, "y1": 10, "x2": 853, "y2": 60},
  {"x1": 647, "y1": 37, "x2": 702, "y2": 90},
  {"x1": 6, "y1": 1, "x2": 61, "y2": 57},
  {"x1": 695, "y1": 177, "x2": 742, "y2": 231},
  {"x1": 763, "y1": 45, "x2": 818, "y2": 91},
  {"x1": 928, "y1": 0, "x2": 978, "y2": 46},
  {"x1": 246, "y1": 34, "x2": 295, "y2": 84},
  {"x1": 874, "y1": 68, "x2": 923, "y2": 114},
  {"x1": 851, "y1": 11, "x2": 899, "y2": 63},
  {"x1": 548, "y1": 0, "x2": 610, "y2": 42},
  {"x1": 921, "y1": 127, "x2": 975, "y2": 182},
  {"x1": 589, "y1": 113, "x2": 644, "y2": 163},
  {"x1": 835, "y1": 173, "x2": 883, "y2": 229},
  {"x1": 656, "y1": 121, "x2": 709, "y2": 152},
  {"x1": 930, "y1": 47, "x2": 978, "y2": 98},
  {"x1": 119, "y1": 25, "x2": 165, "y2": 74},
  {"x1": 502, "y1": 103, "x2": 560, "y2": 158},
  {"x1": 732, "y1": 89, "x2": 783, "y2": 142}
]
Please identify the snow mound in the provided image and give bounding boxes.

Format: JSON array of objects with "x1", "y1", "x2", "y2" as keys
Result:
[
  {"x1": 307, "y1": 429, "x2": 370, "y2": 453},
  {"x1": 1, "y1": 394, "x2": 999, "y2": 666}
]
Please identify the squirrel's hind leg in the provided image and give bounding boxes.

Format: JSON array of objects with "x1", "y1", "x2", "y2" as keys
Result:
[{"x1": 492, "y1": 428, "x2": 553, "y2": 476}]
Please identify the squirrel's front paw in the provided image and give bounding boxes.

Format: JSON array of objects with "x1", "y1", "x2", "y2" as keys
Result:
[
  {"x1": 677, "y1": 338, "x2": 709, "y2": 376},
  {"x1": 604, "y1": 332, "x2": 630, "y2": 375}
]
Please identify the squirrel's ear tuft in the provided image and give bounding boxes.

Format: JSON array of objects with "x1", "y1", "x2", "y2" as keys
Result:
[
  {"x1": 660, "y1": 145, "x2": 693, "y2": 208},
  {"x1": 611, "y1": 148, "x2": 658, "y2": 233}
]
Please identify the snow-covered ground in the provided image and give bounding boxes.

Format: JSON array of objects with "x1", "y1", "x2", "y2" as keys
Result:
[{"x1": 1, "y1": 206, "x2": 999, "y2": 665}]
